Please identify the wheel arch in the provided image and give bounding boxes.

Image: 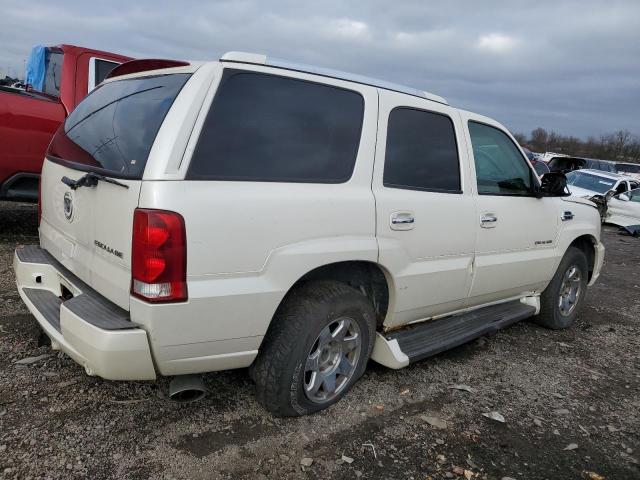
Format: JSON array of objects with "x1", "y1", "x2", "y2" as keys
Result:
[
  {"x1": 567, "y1": 234, "x2": 597, "y2": 282},
  {"x1": 274, "y1": 260, "x2": 395, "y2": 329}
]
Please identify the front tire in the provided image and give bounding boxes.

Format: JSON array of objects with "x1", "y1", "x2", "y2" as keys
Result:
[
  {"x1": 252, "y1": 280, "x2": 376, "y2": 416},
  {"x1": 534, "y1": 246, "x2": 588, "y2": 329}
]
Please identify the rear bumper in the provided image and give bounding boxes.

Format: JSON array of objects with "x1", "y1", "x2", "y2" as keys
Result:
[{"x1": 13, "y1": 245, "x2": 156, "y2": 380}]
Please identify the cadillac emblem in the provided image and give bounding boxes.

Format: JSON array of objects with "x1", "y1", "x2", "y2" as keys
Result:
[{"x1": 63, "y1": 191, "x2": 74, "y2": 221}]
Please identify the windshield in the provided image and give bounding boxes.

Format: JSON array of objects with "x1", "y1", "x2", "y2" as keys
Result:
[
  {"x1": 47, "y1": 74, "x2": 190, "y2": 179},
  {"x1": 566, "y1": 171, "x2": 616, "y2": 194},
  {"x1": 619, "y1": 164, "x2": 640, "y2": 174}
]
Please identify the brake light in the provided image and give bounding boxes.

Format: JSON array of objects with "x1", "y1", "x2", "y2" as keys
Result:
[
  {"x1": 37, "y1": 177, "x2": 42, "y2": 225},
  {"x1": 131, "y1": 209, "x2": 187, "y2": 303}
]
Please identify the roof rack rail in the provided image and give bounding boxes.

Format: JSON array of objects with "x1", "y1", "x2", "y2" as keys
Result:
[
  {"x1": 106, "y1": 59, "x2": 190, "y2": 80},
  {"x1": 220, "y1": 51, "x2": 448, "y2": 105}
]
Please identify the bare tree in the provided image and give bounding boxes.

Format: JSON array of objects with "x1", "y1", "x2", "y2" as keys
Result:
[
  {"x1": 530, "y1": 128, "x2": 549, "y2": 151},
  {"x1": 517, "y1": 128, "x2": 640, "y2": 163}
]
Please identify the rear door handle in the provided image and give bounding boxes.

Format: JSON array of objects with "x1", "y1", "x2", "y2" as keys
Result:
[
  {"x1": 390, "y1": 212, "x2": 415, "y2": 230},
  {"x1": 480, "y1": 214, "x2": 498, "y2": 228}
]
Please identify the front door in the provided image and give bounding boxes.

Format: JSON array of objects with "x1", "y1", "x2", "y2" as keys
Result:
[
  {"x1": 373, "y1": 90, "x2": 477, "y2": 329},
  {"x1": 608, "y1": 188, "x2": 640, "y2": 226},
  {"x1": 459, "y1": 113, "x2": 561, "y2": 306}
]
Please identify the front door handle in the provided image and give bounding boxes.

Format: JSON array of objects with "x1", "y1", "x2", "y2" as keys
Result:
[
  {"x1": 480, "y1": 214, "x2": 498, "y2": 228},
  {"x1": 392, "y1": 215, "x2": 414, "y2": 225},
  {"x1": 390, "y1": 212, "x2": 415, "y2": 230}
]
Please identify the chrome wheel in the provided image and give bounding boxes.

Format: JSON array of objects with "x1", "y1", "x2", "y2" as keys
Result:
[
  {"x1": 304, "y1": 316, "x2": 362, "y2": 404},
  {"x1": 558, "y1": 265, "x2": 582, "y2": 316}
]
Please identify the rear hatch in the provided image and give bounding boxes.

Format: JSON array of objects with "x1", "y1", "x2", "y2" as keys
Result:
[{"x1": 40, "y1": 73, "x2": 190, "y2": 310}]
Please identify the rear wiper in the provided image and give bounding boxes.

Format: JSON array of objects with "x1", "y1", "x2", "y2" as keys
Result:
[{"x1": 61, "y1": 172, "x2": 129, "y2": 190}]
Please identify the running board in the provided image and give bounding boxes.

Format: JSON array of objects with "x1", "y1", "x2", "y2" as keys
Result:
[{"x1": 371, "y1": 299, "x2": 537, "y2": 368}]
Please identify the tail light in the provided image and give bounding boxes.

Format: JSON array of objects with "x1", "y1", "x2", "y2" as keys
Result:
[
  {"x1": 131, "y1": 209, "x2": 187, "y2": 303},
  {"x1": 37, "y1": 177, "x2": 42, "y2": 225}
]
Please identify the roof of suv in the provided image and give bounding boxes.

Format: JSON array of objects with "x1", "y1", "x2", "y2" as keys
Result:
[
  {"x1": 106, "y1": 51, "x2": 450, "y2": 106},
  {"x1": 220, "y1": 51, "x2": 449, "y2": 105}
]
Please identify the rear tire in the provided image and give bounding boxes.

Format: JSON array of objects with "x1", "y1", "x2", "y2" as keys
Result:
[
  {"x1": 252, "y1": 280, "x2": 376, "y2": 417},
  {"x1": 534, "y1": 247, "x2": 588, "y2": 329}
]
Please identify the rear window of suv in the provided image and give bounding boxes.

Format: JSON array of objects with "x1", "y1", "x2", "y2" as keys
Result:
[
  {"x1": 48, "y1": 74, "x2": 190, "y2": 179},
  {"x1": 186, "y1": 70, "x2": 364, "y2": 183}
]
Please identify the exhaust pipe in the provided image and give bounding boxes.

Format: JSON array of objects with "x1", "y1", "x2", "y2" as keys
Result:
[{"x1": 168, "y1": 374, "x2": 207, "y2": 403}]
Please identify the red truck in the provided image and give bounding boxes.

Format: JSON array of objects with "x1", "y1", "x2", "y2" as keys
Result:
[{"x1": 0, "y1": 44, "x2": 132, "y2": 201}]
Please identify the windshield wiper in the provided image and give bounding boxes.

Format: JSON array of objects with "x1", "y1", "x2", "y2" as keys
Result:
[{"x1": 61, "y1": 172, "x2": 129, "y2": 190}]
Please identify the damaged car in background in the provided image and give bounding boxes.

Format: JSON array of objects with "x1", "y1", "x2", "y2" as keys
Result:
[
  {"x1": 565, "y1": 170, "x2": 640, "y2": 235},
  {"x1": 604, "y1": 188, "x2": 640, "y2": 236},
  {"x1": 566, "y1": 169, "x2": 638, "y2": 199}
]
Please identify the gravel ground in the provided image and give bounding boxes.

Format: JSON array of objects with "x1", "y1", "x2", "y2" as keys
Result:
[{"x1": 0, "y1": 200, "x2": 638, "y2": 480}]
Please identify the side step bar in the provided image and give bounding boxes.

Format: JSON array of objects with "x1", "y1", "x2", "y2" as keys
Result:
[{"x1": 371, "y1": 299, "x2": 538, "y2": 369}]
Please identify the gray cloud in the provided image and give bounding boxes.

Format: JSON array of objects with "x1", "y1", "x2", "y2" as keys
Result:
[{"x1": 1, "y1": 0, "x2": 638, "y2": 138}]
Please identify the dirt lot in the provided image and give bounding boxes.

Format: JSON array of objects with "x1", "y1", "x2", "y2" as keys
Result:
[{"x1": 0, "y1": 201, "x2": 638, "y2": 480}]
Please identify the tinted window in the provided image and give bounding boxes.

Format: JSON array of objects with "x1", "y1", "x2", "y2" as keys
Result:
[
  {"x1": 384, "y1": 108, "x2": 460, "y2": 193},
  {"x1": 94, "y1": 59, "x2": 119, "y2": 86},
  {"x1": 48, "y1": 74, "x2": 190, "y2": 178},
  {"x1": 43, "y1": 50, "x2": 63, "y2": 97},
  {"x1": 615, "y1": 182, "x2": 628, "y2": 194},
  {"x1": 468, "y1": 122, "x2": 533, "y2": 196},
  {"x1": 187, "y1": 71, "x2": 364, "y2": 182}
]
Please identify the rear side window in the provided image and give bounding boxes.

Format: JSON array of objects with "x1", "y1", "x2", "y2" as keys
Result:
[
  {"x1": 468, "y1": 121, "x2": 533, "y2": 196},
  {"x1": 384, "y1": 108, "x2": 461, "y2": 193},
  {"x1": 187, "y1": 71, "x2": 364, "y2": 182},
  {"x1": 48, "y1": 74, "x2": 190, "y2": 179},
  {"x1": 43, "y1": 50, "x2": 63, "y2": 97}
]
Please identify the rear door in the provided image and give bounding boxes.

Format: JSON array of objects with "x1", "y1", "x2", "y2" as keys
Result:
[
  {"x1": 373, "y1": 91, "x2": 477, "y2": 328},
  {"x1": 459, "y1": 113, "x2": 561, "y2": 306},
  {"x1": 40, "y1": 73, "x2": 191, "y2": 309}
]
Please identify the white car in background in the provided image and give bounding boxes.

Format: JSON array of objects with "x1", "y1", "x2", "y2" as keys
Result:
[
  {"x1": 615, "y1": 162, "x2": 640, "y2": 181},
  {"x1": 566, "y1": 169, "x2": 639, "y2": 199}
]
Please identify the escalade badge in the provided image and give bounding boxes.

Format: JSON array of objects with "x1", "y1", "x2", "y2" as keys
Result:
[{"x1": 63, "y1": 192, "x2": 74, "y2": 221}]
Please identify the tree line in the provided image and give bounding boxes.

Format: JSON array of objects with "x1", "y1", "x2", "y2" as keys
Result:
[{"x1": 513, "y1": 128, "x2": 640, "y2": 163}]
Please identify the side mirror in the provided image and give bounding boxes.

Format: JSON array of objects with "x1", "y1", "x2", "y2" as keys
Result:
[
  {"x1": 617, "y1": 193, "x2": 630, "y2": 202},
  {"x1": 605, "y1": 190, "x2": 617, "y2": 202},
  {"x1": 539, "y1": 172, "x2": 570, "y2": 197}
]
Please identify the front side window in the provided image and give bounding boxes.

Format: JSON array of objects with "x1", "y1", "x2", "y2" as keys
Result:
[
  {"x1": 384, "y1": 108, "x2": 461, "y2": 193},
  {"x1": 468, "y1": 121, "x2": 533, "y2": 196},
  {"x1": 626, "y1": 188, "x2": 640, "y2": 202},
  {"x1": 48, "y1": 74, "x2": 190, "y2": 178},
  {"x1": 187, "y1": 70, "x2": 364, "y2": 183}
]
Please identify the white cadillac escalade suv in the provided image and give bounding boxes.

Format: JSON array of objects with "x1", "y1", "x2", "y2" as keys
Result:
[{"x1": 14, "y1": 52, "x2": 605, "y2": 416}]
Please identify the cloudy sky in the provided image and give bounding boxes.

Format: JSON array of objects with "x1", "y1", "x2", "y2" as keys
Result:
[{"x1": 1, "y1": 0, "x2": 638, "y2": 139}]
